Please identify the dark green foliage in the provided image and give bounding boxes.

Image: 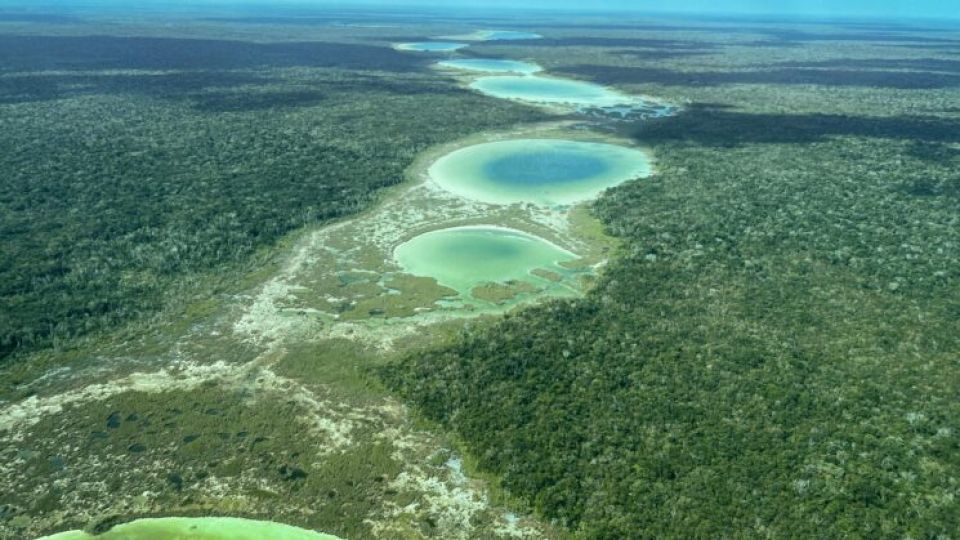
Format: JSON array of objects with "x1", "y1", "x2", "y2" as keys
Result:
[
  {"x1": 385, "y1": 116, "x2": 960, "y2": 537},
  {"x1": 387, "y1": 17, "x2": 960, "y2": 538},
  {"x1": 774, "y1": 58, "x2": 960, "y2": 73},
  {"x1": 557, "y1": 64, "x2": 960, "y2": 89},
  {"x1": 0, "y1": 34, "x2": 543, "y2": 361},
  {"x1": 0, "y1": 35, "x2": 426, "y2": 73},
  {"x1": 631, "y1": 104, "x2": 960, "y2": 145}
]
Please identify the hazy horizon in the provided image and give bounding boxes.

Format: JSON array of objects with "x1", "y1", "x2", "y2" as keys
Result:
[
  {"x1": 2, "y1": 0, "x2": 959, "y2": 22},
  {"x1": 325, "y1": 0, "x2": 960, "y2": 21}
]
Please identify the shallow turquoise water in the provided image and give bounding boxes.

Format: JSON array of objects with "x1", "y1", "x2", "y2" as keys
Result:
[
  {"x1": 438, "y1": 30, "x2": 542, "y2": 41},
  {"x1": 470, "y1": 75, "x2": 636, "y2": 108},
  {"x1": 395, "y1": 42, "x2": 468, "y2": 52},
  {"x1": 393, "y1": 226, "x2": 577, "y2": 301},
  {"x1": 36, "y1": 517, "x2": 341, "y2": 540},
  {"x1": 429, "y1": 139, "x2": 652, "y2": 206},
  {"x1": 438, "y1": 58, "x2": 542, "y2": 74}
]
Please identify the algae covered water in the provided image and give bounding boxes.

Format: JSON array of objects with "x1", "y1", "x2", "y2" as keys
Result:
[
  {"x1": 428, "y1": 138, "x2": 652, "y2": 206},
  {"x1": 37, "y1": 517, "x2": 341, "y2": 540},
  {"x1": 393, "y1": 226, "x2": 577, "y2": 302}
]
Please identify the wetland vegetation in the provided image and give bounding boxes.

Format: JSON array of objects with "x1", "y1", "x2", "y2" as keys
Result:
[{"x1": 2, "y1": 3, "x2": 959, "y2": 540}]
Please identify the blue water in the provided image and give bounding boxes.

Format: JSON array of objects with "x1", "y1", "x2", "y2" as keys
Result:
[
  {"x1": 470, "y1": 75, "x2": 627, "y2": 106},
  {"x1": 428, "y1": 139, "x2": 652, "y2": 206},
  {"x1": 484, "y1": 151, "x2": 611, "y2": 186},
  {"x1": 397, "y1": 42, "x2": 467, "y2": 52}
]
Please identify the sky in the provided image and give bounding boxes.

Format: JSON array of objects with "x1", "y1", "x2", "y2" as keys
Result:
[
  {"x1": 2, "y1": 0, "x2": 957, "y2": 21},
  {"x1": 382, "y1": 0, "x2": 957, "y2": 20}
]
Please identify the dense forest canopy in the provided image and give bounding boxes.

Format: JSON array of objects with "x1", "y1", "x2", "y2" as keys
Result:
[
  {"x1": 0, "y1": 29, "x2": 542, "y2": 362},
  {"x1": 384, "y1": 16, "x2": 960, "y2": 539},
  {"x1": 1, "y1": 5, "x2": 959, "y2": 539}
]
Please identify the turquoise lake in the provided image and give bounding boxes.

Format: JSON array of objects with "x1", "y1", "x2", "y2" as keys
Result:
[
  {"x1": 469, "y1": 75, "x2": 637, "y2": 108},
  {"x1": 428, "y1": 138, "x2": 652, "y2": 206},
  {"x1": 395, "y1": 42, "x2": 468, "y2": 52},
  {"x1": 437, "y1": 58, "x2": 542, "y2": 74}
]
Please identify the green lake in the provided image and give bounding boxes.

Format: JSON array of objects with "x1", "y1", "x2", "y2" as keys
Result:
[
  {"x1": 36, "y1": 517, "x2": 341, "y2": 540},
  {"x1": 393, "y1": 226, "x2": 578, "y2": 303}
]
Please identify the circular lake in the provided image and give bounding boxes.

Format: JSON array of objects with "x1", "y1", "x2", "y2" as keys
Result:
[
  {"x1": 429, "y1": 138, "x2": 652, "y2": 206},
  {"x1": 470, "y1": 75, "x2": 636, "y2": 108},
  {"x1": 438, "y1": 58, "x2": 542, "y2": 74},
  {"x1": 394, "y1": 42, "x2": 468, "y2": 52},
  {"x1": 394, "y1": 226, "x2": 577, "y2": 302},
  {"x1": 37, "y1": 517, "x2": 341, "y2": 540}
]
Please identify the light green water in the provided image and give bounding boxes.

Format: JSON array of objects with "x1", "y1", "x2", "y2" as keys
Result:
[
  {"x1": 469, "y1": 75, "x2": 637, "y2": 108},
  {"x1": 437, "y1": 58, "x2": 542, "y2": 74},
  {"x1": 393, "y1": 226, "x2": 578, "y2": 302},
  {"x1": 36, "y1": 517, "x2": 342, "y2": 540},
  {"x1": 429, "y1": 139, "x2": 652, "y2": 206},
  {"x1": 394, "y1": 42, "x2": 468, "y2": 52}
]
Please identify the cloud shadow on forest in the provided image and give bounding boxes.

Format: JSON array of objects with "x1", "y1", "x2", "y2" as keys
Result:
[
  {"x1": 486, "y1": 36, "x2": 716, "y2": 50},
  {"x1": 0, "y1": 34, "x2": 461, "y2": 110},
  {"x1": 0, "y1": 69, "x2": 464, "y2": 110},
  {"x1": 630, "y1": 103, "x2": 960, "y2": 148},
  {"x1": 0, "y1": 34, "x2": 426, "y2": 73},
  {"x1": 771, "y1": 58, "x2": 960, "y2": 73},
  {"x1": 557, "y1": 63, "x2": 960, "y2": 90},
  {"x1": 750, "y1": 28, "x2": 960, "y2": 46}
]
